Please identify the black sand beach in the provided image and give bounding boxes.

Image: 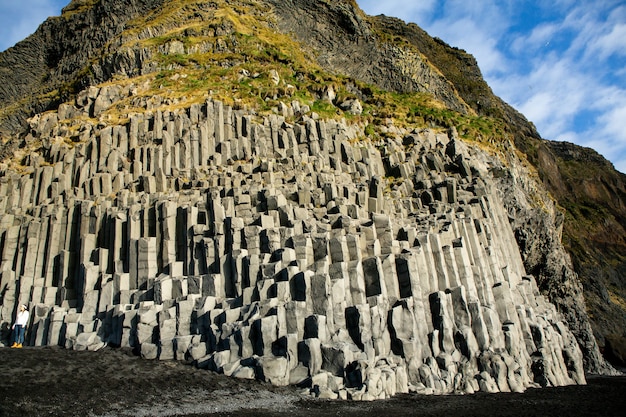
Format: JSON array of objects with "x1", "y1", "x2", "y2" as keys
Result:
[{"x1": 1, "y1": 346, "x2": 625, "y2": 417}]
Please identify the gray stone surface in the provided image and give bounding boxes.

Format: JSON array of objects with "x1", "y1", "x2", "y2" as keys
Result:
[{"x1": 0, "y1": 95, "x2": 587, "y2": 399}]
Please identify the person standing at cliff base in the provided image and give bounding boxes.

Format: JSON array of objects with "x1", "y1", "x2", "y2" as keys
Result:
[{"x1": 10, "y1": 305, "x2": 29, "y2": 348}]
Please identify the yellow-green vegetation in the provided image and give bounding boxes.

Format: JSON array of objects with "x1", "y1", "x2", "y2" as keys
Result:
[
  {"x1": 560, "y1": 193, "x2": 626, "y2": 271},
  {"x1": 57, "y1": 115, "x2": 97, "y2": 138},
  {"x1": 123, "y1": 0, "x2": 272, "y2": 45},
  {"x1": 320, "y1": 0, "x2": 360, "y2": 7},
  {"x1": 364, "y1": 88, "x2": 508, "y2": 141},
  {"x1": 609, "y1": 290, "x2": 626, "y2": 311},
  {"x1": 96, "y1": 0, "x2": 331, "y2": 117},
  {"x1": 61, "y1": 0, "x2": 101, "y2": 18},
  {"x1": 54, "y1": 0, "x2": 513, "y2": 157},
  {"x1": 0, "y1": 88, "x2": 61, "y2": 128},
  {"x1": 561, "y1": 199, "x2": 609, "y2": 233},
  {"x1": 556, "y1": 158, "x2": 618, "y2": 229}
]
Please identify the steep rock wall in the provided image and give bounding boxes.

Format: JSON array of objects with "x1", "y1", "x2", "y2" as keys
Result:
[
  {"x1": 0, "y1": 0, "x2": 614, "y2": 377},
  {"x1": 0, "y1": 0, "x2": 166, "y2": 148},
  {"x1": 261, "y1": 0, "x2": 611, "y2": 374},
  {"x1": 0, "y1": 83, "x2": 585, "y2": 398},
  {"x1": 263, "y1": 0, "x2": 471, "y2": 114}
]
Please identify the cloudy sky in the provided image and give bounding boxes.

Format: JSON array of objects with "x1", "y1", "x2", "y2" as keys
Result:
[
  {"x1": 358, "y1": 0, "x2": 626, "y2": 173},
  {"x1": 1, "y1": 1, "x2": 625, "y2": 173}
]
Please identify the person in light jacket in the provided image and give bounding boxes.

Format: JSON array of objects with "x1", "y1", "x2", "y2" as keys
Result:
[{"x1": 10, "y1": 304, "x2": 29, "y2": 348}]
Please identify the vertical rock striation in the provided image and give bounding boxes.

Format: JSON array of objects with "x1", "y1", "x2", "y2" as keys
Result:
[{"x1": 0, "y1": 85, "x2": 585, "y2": 398}]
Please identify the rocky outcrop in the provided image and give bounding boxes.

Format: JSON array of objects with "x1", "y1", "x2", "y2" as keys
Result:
[
  {"x1": 0, "y1": 0, "x2": 166, "y2": 153},
  {"x1": 0, "y1": 82, "x2": 586, "y2": 398},
  {"x1": 531, "y1": 141, "x2": 626, "y2": 369},
  {"x1": 489, "y1": 149, "x2": 614, "y2": 374},
  {"x1": 0, "y1": 0, "x2": 620, "y2": 393},
  {"x1": 262, "y1": 0, "x2": 615, "y2": 374},
  {"x1": 265, "y1": 0, "x2": 471, "y2": 114},
  {"x1": 360, "y1": 14, "x2": 623, "y2": 373}
]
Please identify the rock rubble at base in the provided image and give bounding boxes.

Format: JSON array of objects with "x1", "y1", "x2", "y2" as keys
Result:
[{"x1": 0, "y1": 89, "x2": 585, "y2": 399}]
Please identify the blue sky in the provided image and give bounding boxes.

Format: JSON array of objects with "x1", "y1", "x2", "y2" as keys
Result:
[
  {"x1": 359, "y1": 0, "x2": 626, "y2": 173},
  {"x1": 1, "y1": 1, "x2": 625, "y2": 173}
]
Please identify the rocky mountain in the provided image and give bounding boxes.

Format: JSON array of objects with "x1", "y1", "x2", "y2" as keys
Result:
[
  {"x1": 0, "y1": 0, "x2": 623, "y2": 400},
  {"x1": 534, "y1": 140, "x2": 626, "y2": 367}
]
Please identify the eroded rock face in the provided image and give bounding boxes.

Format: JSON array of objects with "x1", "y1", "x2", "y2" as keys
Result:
[
  {"x1": 0, "y1": 0, "x2": 624, "y2": 372},
  {"x1": 264, "y1": 0, "x2": 471, "y2": 114},
  {"x1": 490, "y1": 148, "x2": 616, "y2": 375},
  {"x1": 0, "y1": 86, "x2": 586, "y2": 398},
  {"x1": 0, "y1": 0, "x2": 167, "y2": 143},
  {"x1": 261, "y1": 0, "x2": 613, "y2": 375}
]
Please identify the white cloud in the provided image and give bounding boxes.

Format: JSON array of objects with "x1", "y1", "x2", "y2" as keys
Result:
[
  {"x1": 358, "y1": 0, "x2": 626, "y2": 172},
  {"x1": 513, "y1": 61, "x2": 626, "y2": 173},
  {"x1": 436, "y1": 0, "x2": 512, "y2": 35},
  {"x1": 596, "y1": 93, "x2": 626, "y2": 139},
  {"x1": 561, "y1": 3, "x2": 626, "y2": 63},
  {"x1": 588, "y1": 23, "x2": 626, "y2": 60},
  {"x1": 511, "y1": 23, "x2": 561, "y2": 55},
  {"x1": 588, "y1": 89, "x2": 626, "y2": 172}
]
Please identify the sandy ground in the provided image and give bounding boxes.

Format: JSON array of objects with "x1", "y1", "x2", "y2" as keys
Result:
[{"x1": 1, "y1": 346, "x2": 626, "y2": 417}]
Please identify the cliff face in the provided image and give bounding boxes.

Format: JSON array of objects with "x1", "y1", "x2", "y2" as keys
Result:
[
  {"x1": 263, "y1": 1, "x2": 617, "y2": 373},
  {"x1": 264, "y1": 0, "x2": 471, "y2": 114},
  {"x1": 0, "y1": 0, "x2": 167, "y2": 156},
  {"x1": 0, "y1": 81, "x2": 588, "y2": 397},
  {"x1": 536, "y1": 141, "x2": 626, "y2": 367},
  {"x1": 0, "y1": 0, "x2": 621, "y2": 397},
  {"x1": 356, "y1": 15, "x2": 626, "y2": 370}
]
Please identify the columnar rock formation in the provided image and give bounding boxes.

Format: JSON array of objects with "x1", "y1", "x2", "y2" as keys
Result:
[{"x1": 0, "y1": 83, "x2": 585, "y2": 399}]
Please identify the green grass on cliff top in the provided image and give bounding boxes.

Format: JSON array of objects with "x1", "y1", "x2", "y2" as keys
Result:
[{"x1": 64, "y1": 0, "x2": 510, "y2": 148}]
